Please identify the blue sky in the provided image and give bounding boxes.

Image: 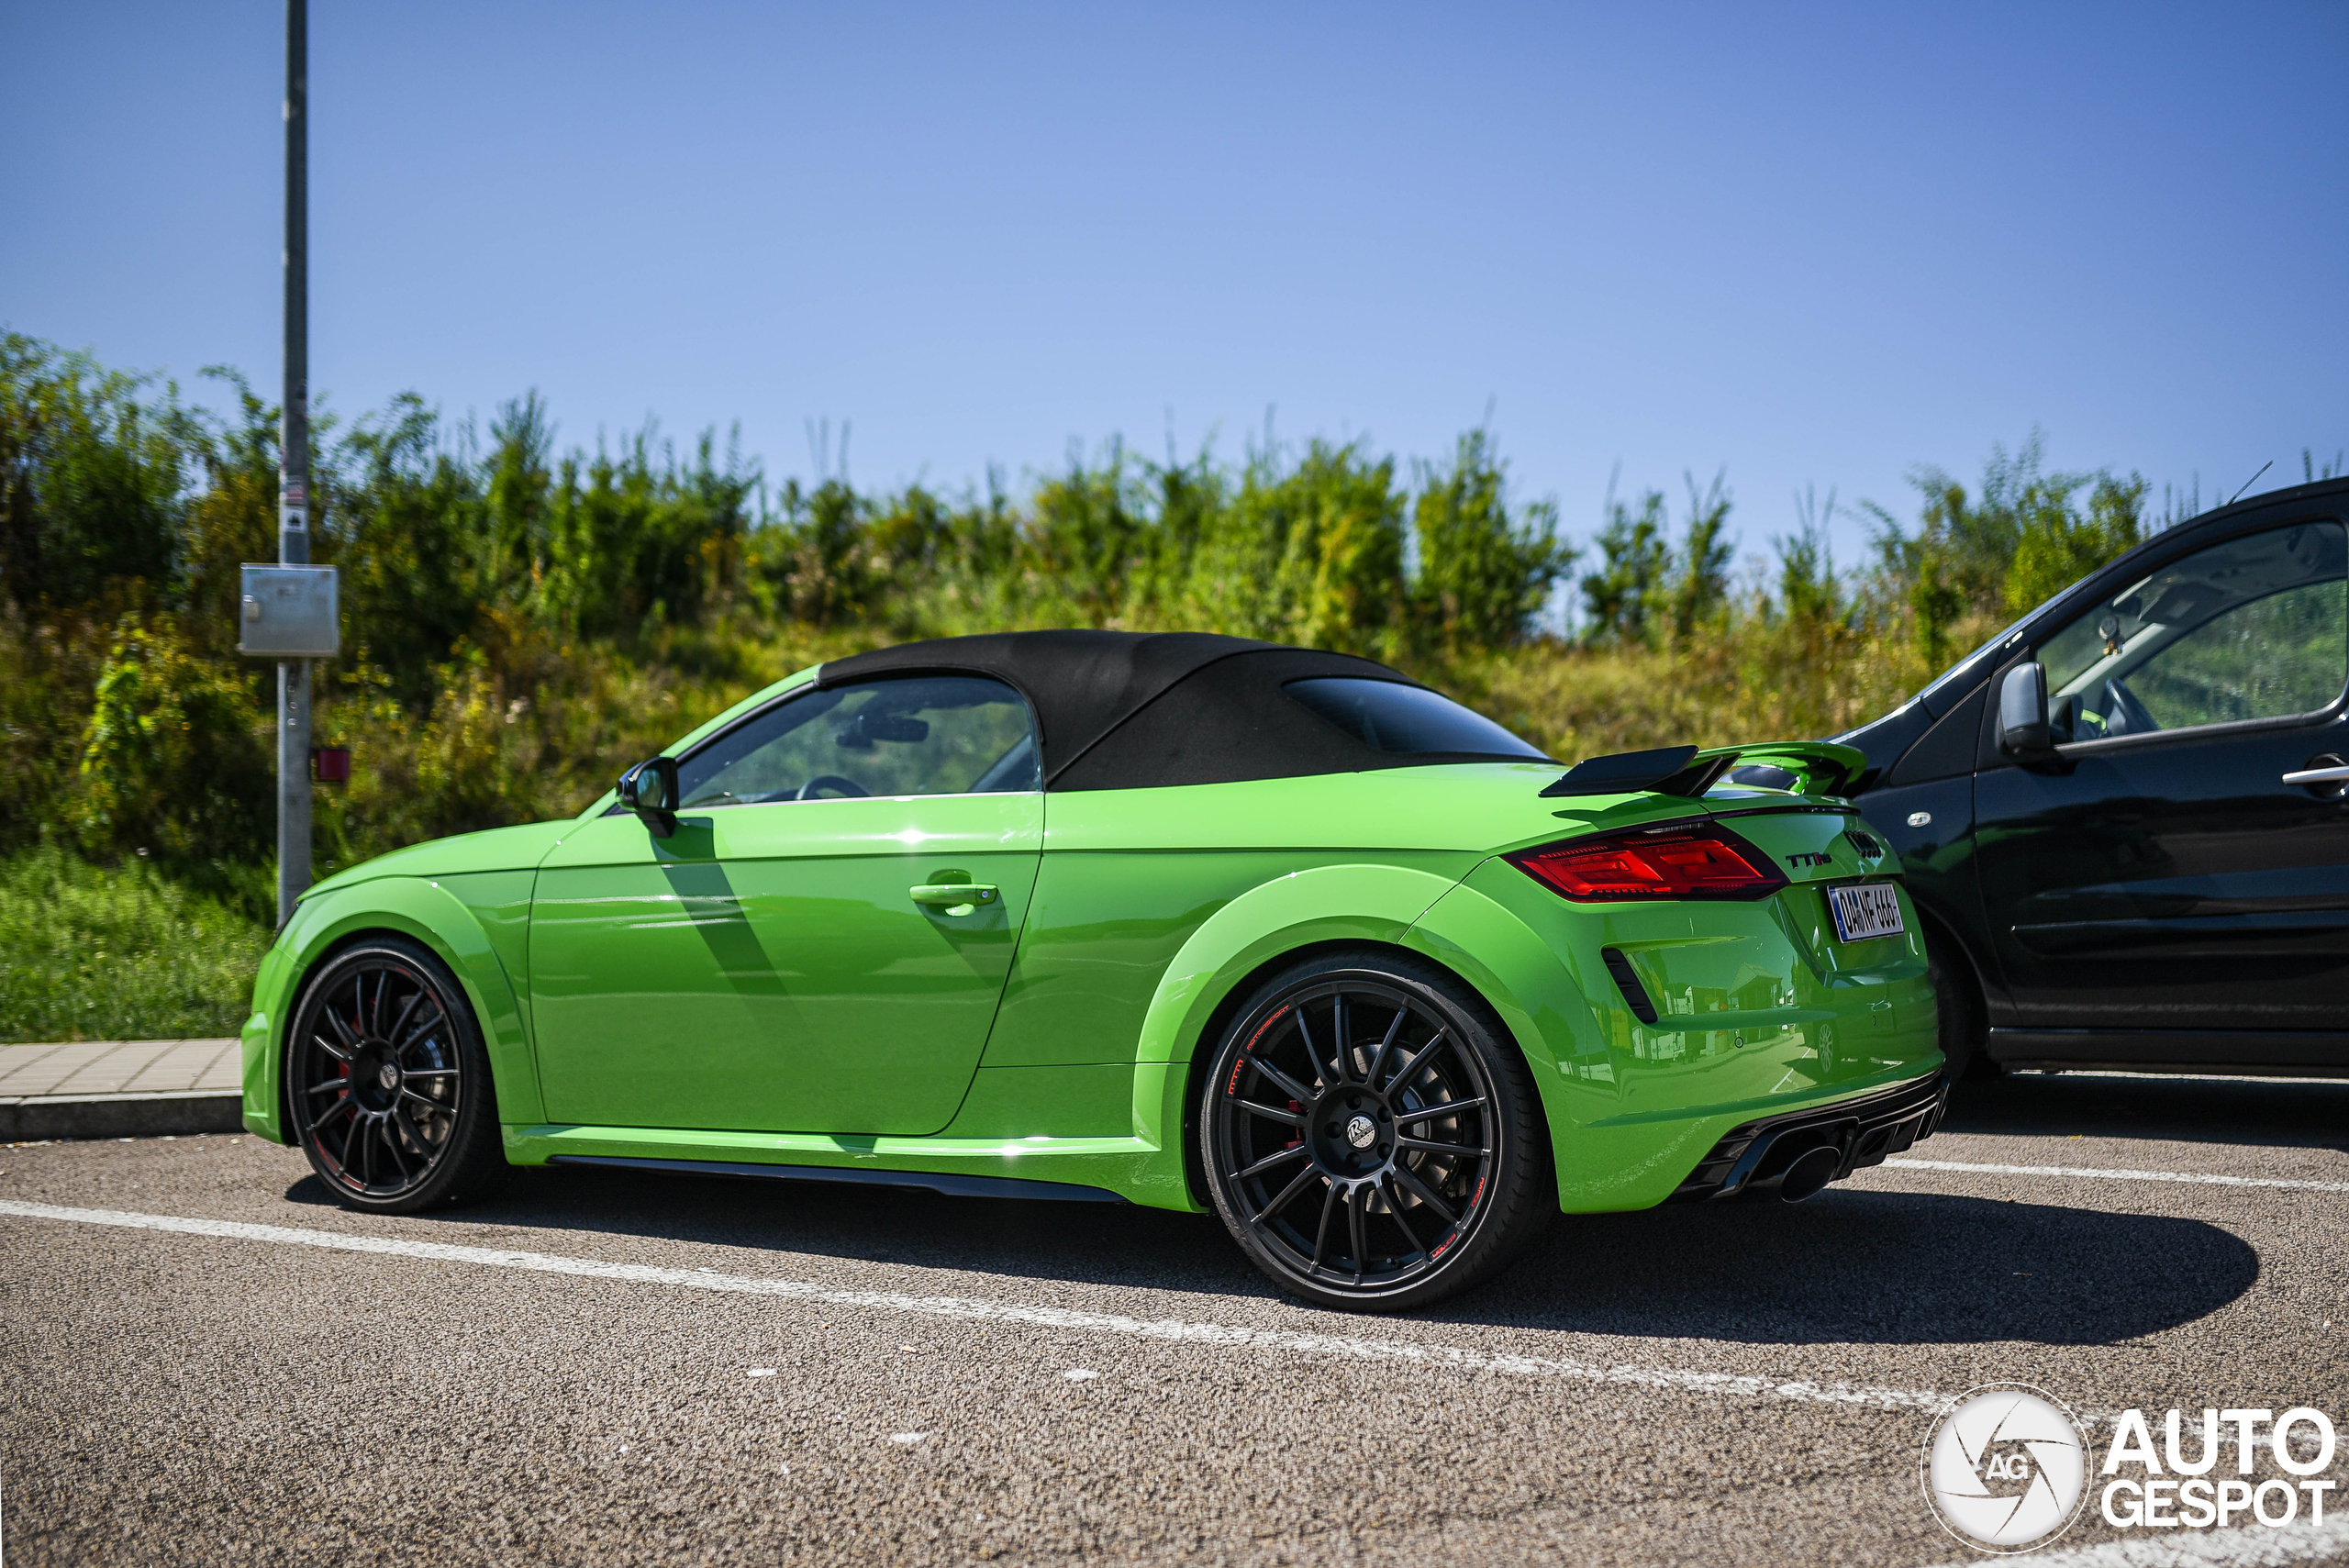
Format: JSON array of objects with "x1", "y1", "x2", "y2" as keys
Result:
[{"x1": 5, "y1": 2, "x2": 2343, "y2": 575}]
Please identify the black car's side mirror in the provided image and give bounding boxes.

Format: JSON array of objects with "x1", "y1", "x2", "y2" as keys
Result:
[
  {"x1": 618, "y1": 756, "x2": 680, "y2": 837},
  {"x1": 1998, "y1": 662, "x2": 2056, "y2": 762}
]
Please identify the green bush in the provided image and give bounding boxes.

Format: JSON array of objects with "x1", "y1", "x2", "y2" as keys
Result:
[
  {"x1": 0, "y1": 338, "x2": 196, "y2": 610},
  {"x1": 2005, "y1": 473, "x2": 2146, "y2": 616},
  {"x1": 73, "y1": 614, "x2": 272, "y2": 867}
]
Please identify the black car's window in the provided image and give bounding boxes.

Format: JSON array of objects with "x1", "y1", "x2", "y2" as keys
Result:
[
  {"x1": 1283, "y1": 677, "x2": 1547, "y2": 758},
  {"x1": 677, "y1": 675, "x2": 1039, "y2": 806},
  {"x1": 2040, "y1": 520, "x2": 2348, "y2": 742}
]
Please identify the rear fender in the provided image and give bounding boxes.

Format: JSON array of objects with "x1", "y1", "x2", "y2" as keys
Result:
[
  {"x1": 1398, "y1": 874, "x2": 1625, "y2": 1201},
  {"x1": 1130, "y1": 863, "x2": 1463, "y2": 1173},
  {"x1": 242, "y1": 876, "x2": 543, "y2": 1145},
  {"x1": 1414, "y1": 839, "x2": 1942, "y2": 1212}
]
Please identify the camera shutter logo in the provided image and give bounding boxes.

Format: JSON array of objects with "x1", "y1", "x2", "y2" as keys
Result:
[{"x1": 1921, "y1": 1384, "x2": 2089, "y2": 1552}]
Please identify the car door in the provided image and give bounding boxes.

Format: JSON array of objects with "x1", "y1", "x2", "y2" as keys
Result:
[
  {"x1": 529, "y1": 673, "x2": 1045, "y2": 1135},
  {"x1": 1972, "y1": 510, "x2": 2349, "y2": 1060}
]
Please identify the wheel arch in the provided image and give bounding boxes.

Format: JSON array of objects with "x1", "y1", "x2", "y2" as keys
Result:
[
  {"x1": 1125, "y1": 863, "x2": 1456, "y2": 1208},
  {"x1": 1120, "y1": 861, "x2": 1552, "y2": 1210},
  {"x1": 1400, "y1": 873, "x2": 1631, "y2": 1210},
  {"x1": 253, "y1": 878, "x2": 541, "y2": 1145},
  {"x1": 1909, "y1": 898, "x2": 1992, "y2": 1073},
  {"x1": 1170, "y1": 934, "x2": 1485, "y2": 1208}
]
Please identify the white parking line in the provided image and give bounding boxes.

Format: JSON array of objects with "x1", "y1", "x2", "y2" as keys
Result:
[
  {"x1": 1919, "y1": 1514, "x2": 2349, "y2": 1568},
  {"x1": 1883, "y1": 1159, "x2": 2349, "y2": 1195},
  {"x1": 0, "y1": 1198, "x2": 1951, "y2": 1412}
]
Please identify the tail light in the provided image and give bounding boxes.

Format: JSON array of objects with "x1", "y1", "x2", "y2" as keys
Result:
[{"x1": 1507, "y1": 822, "x2": 1786, "y2": 902}]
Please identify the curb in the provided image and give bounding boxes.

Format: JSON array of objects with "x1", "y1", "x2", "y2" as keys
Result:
[{"x1": 0, "y1": 1092, "x2": 246, "y2": 1140}]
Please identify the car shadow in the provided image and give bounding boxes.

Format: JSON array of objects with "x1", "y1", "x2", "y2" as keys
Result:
[
  {"x1": 1940, "y1": 1070, "x2": 2349, "y2": 1153},
  {"x1": 1469, "y1": 1188, "x2": 2254, "y2": 1346},
  {"x1": 284, "y1": 1162, "x2": 1251, "y2": 1296},
  {"x1": 285, "y1": 1153, "x2": 2256, "y2": 1350}
]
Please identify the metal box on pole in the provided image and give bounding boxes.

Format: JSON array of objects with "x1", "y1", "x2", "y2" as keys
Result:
[{"x1": 239, "y1": 564, "x2": 340, "y2": 657}]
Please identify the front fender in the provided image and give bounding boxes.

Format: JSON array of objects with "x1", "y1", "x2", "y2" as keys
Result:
[
  {"x1": 1129, "y1": 862, "x2": 1463, "y2": 1177},
  {"x1": 240, "y1": 873, "x2": 543, "y2": 1144}
]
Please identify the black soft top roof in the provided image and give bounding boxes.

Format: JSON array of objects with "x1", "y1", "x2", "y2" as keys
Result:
[{"x1": 815, "y1": 629, "x2": 1516, "y2": 791}]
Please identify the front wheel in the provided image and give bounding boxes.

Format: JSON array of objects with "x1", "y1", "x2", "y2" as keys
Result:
[
  {"x1": 1199, "y1": 951, "x2": 1553, "y2": 1312},
  {"x1": 286, "y1": 937, "x2": 510, "y2": 1213}
]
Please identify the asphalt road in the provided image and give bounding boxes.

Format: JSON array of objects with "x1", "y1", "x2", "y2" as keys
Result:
[{"x1": 4, "y1": 1073, "x2": 2347, "y2": 1567}]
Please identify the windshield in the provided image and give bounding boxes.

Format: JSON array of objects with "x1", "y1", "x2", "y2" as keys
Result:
[{"x1": 1909, "y1": 614, "x2": 2032, "y2": 711}]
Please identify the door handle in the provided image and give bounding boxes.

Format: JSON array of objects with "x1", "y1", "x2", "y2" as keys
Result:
[
  {"x1": 910, "y1": 884, "x2": 999, "y2": 909},
  {"x1": 2282, "y1": 762, "x2": 2349, "y2": 785}
]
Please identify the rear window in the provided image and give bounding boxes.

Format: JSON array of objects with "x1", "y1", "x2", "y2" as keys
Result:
[{"x1": 1283, "y1": 677, "x2": 1547, "y2": 758}]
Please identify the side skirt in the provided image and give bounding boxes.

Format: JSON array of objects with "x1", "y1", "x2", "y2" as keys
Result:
[
  {"x1": 501, "y1": 1122, "x2": 1200, "y2": 1210},
  {"x1": 548, "y1": 1153, "x2": 1125, "y2": 1204},
  {"x1": 1988, "y1": 1027, "x2": 2349, "y2": 1074}
]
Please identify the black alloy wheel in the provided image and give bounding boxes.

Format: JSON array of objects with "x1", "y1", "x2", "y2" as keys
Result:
[
  {"x1": 288, "y1": 937, "x2": 508, "y2": 1213},
  {"x1": 1201, "y1": 951, "x2": 1553, "y2": 1311}
]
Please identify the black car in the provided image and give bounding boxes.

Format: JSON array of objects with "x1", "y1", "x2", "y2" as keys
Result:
[{"x1": 1840, "y1": 476, "x2": 2349, "y2": 1079}]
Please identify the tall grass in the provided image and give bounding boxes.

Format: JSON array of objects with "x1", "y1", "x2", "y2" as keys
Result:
[{"x1": 0, "y1": 845, "x2": 269, "y2": 1041}]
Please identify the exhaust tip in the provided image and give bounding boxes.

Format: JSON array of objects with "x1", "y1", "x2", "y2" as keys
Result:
[{"x1": 1777, "y1": 1145, "x2": 1841, "y2": 1203}]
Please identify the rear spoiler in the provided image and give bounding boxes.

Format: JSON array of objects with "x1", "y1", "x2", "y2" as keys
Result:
[{"x1": 1538, "y1": 740, "x2": 1868, "y2": 800}]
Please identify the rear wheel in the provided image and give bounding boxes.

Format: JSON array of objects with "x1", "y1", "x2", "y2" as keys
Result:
[
  {"x1": 1199, "y1": 951, "x2": 1553, "y2": 1312},
  {"x1": 1925, "y1": 924, "x2": 1994, "y2": 1081},
  {"x1": 286, "y1": 937, "x2": 509, "y2": 1212}
]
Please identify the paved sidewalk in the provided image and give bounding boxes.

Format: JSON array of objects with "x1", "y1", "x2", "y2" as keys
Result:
[{"x1": 0, "y1": 1039, "x2": 245, "y2": 1139}]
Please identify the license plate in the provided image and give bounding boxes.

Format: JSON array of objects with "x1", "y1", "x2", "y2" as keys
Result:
[{"x1": 1826, "y1": 882, "x2": 1906, "y2": 942}]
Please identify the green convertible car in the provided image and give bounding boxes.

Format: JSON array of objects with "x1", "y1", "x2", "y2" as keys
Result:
[{"x1": 242, "y1": 631, "x2": 1946, "y2": 1308}]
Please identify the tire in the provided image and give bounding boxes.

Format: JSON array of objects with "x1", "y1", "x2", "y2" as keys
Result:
[
  {"x1": 1198, "y1": 950, "x2": 1553, "y2": 1312},
  {"x1": 285, "y1": 936, "x2": 510, "y2": 1213},
  {"x1": 1924, "y1": 924, "x2": 1995, "y2": 1082}
]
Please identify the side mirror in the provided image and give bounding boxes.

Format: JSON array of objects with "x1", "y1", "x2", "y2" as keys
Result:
[
  {"x1": 1998, "y1": 662, "x2": 2054, "y2": 762},
  {"x1": 618, "y1": 756, "x2": 680, "y2": 837}
]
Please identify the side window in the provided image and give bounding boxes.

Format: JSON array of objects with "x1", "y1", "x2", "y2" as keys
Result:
[
  {"x1": 2039, "y1": 520, "x2": 2347, "y2": 743},
  {"x1": 676, "y1": 675, "x2": 1039, "y2": 807}
]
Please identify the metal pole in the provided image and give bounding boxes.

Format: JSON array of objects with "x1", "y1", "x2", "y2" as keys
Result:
[{"x1": 277, "y1": 0, "x2": 311, "y2": 926}]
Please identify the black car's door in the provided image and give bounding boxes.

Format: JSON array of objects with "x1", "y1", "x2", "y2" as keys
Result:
[{"x1": 1972, "y1": 509, "x2": 2349, "y2": 1065}]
